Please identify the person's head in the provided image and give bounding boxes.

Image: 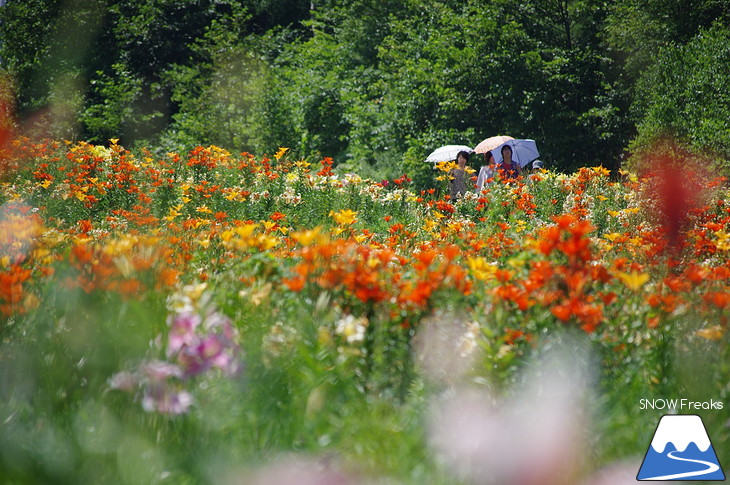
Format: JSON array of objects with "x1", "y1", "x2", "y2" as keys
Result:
[
  {"x1": 532, "y1": 160, "x2": 544, "y2": 171},
  {"x1": 484, "y1": 151, "x2": 495, "y2": 165},
  {"x1": 456, "y1": 151, "x2": 470, "y2": 167},
  {"x1": 501, "y1": 144, "x2": 513, "y2": 163}
]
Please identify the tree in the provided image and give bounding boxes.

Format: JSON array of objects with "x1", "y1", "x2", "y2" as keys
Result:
[
  {"x1": 4, "y1": 0, "x2": 729, "y2": 180},
  {"x1": 250, "y1": 0, "x2": 415, "y2": 162},
  {"x1": 0, "y1": 0, "x2": 313, "y2": 145},
  {"x1": 0, "y1": 0, "x2": 108, "y2": 138},
  {"x1": 605, "y1": 0, "x2": 730, "y2": 80},
  {"x1": 0, "y1": 0, "x2": 64, "y2": 114},
  {"x1": 630, "y1": 24, "x2": 730, "y2": 170}
]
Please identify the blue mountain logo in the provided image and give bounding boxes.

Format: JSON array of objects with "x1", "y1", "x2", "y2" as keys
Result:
[{"x1": 637, "y1": 414, "x2": 725, "y2": 481}]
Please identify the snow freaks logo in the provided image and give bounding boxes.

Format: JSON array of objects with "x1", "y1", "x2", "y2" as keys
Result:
[{"x1": 637, "y1": 414, "x2": 726, "y2": 481}]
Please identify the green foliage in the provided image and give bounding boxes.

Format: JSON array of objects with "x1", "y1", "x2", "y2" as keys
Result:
[
  {"x1": 631, "y1": 24, "x2": 730, "y2": 171},
  {"x1": 2, "y1": 0, "x2": 730, "y2": 179},
  {"x1": 155, "y1": 2, "x2": 272, "y2": 153},
  {"x1": 81, "y1": 63, "x2": 150, "y2": 143},
  {"x1": 605, "y1": 0, "x2": 730, "y2": 80},
  {"x1": 0, "y1": 0, "x2": 89, "y2": 115}
]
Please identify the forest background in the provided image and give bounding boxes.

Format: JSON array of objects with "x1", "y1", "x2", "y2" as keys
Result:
[{"x1": 1, "y1": 0, "x2": 730, "y2": 187}]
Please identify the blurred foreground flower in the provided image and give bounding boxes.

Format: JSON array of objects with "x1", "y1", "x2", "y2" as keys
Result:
[
  {"x1": 167, "y1": 310, "x2": 242, "y2": 377},
  {"x1": 577, "y1": 462, "x2": 646, "y2": 485},
  {"x1": 226, "y1": 455, "x2": 354, "y2": 485},
  {"x1": 335, "y1": 314, "x2": 368, "y2": 344},
  {"x1": 109, "y1": 285, "x2": 242, "y2": 414},
  {"x1": 427, "y1": 338, "x2": 641, "y2": 485},
  {"x1": 109, "y1": 361, "x2": 194, "y2": 415},
  {"x1": 636, "y1": 138, "x2": 712, "y2": 251},
  {"x1": 139, "y1": 361, "x2": 194, "y2": 415},
  {"x1": 414, "y1": 310, "x2": 481, "y2": 384}
]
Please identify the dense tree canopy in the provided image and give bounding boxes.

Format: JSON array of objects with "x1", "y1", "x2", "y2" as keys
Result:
[{"x1": 1, "y1": 0, "x2": 729, "y2": 182}]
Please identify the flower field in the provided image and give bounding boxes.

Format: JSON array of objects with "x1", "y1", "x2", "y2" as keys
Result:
[{"x1": 1, "y1": 138, "x2": 729, "y2": 484}]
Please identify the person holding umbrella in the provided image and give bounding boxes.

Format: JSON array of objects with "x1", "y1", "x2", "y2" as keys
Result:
[
  {"x1": 449, "y1": 150, "x2": 471, "y2": 202},
  {"x1": 497, "y1": 145, "x2": 521, "y2": 180}
]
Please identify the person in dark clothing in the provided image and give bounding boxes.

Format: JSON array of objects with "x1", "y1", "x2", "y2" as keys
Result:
[{"x1": 449, "y1": 150, "x2": 471, "y2": 201}]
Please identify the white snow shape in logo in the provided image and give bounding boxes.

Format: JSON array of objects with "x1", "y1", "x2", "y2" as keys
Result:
[{"x1": 650, "y1": 415, "x2": 711, "y2": 453}]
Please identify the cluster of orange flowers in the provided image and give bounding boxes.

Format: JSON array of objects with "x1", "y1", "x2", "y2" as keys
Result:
[
  {"x1": 0, "y1": 201, "x2": 47, "y2": 315},
  {"x1": 1, "y1": 138, "x2": 729, "y2": 350},
  {"x1": 282, "y1": 231, "x2": 471, "y2": 322}
]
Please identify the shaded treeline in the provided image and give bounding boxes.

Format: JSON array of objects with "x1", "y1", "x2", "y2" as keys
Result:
[{"x1": 1, "y1": 0, "x2": 729, "y2": 185}]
